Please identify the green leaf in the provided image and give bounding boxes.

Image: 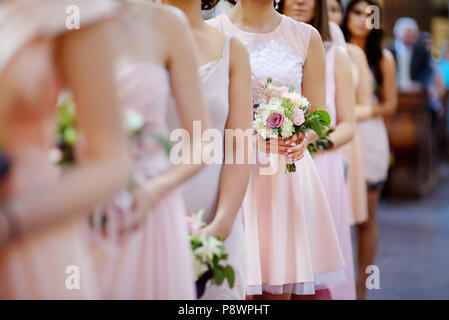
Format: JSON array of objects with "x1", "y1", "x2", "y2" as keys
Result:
[
  {"x1": 224, "y1": 265, "x2": 235, "y2": 289},
  {"x1": 309, "y1": 118, "x2": 323, "y2": 137},
  {"x1": 314, "y1": 110, "x2": 331, "y2": 126},
  {"x1": 213, "y1": 267, "x2": 225, "y2": 286}
]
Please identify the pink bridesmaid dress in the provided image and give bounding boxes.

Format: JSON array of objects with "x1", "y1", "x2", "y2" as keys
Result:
[
  {"x1": 167, "y1": 36, "x2": 248, "y2": 300},
  {"x1": 0, "y1": 0, "x2": 119, "y2": 299},
  {"x1": 94, "y1": 63, "x2": 195, "y2": 300},
  {"x1": 208, "y1": 14, "x2": 345, "y2": 296},
  {"x1": 312, "y1": 42, "x2": 356, "y2": 300}
]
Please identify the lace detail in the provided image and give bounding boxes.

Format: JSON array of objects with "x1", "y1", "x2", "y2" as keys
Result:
[{"x1": 207, "y1": 14, "x2": 312, "y2": 104}]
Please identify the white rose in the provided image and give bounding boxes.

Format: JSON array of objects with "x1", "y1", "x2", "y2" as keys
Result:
[{"x1": 124, "y1": 109, "x2": 145, "y2": 136}]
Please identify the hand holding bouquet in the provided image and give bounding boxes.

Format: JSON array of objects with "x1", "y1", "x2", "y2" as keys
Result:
[
  {"x1": 186, "y1": 210, "x2": 235, "y2": 299},
  {"x1": 253, "y1": 78, "x2": 332, "y2": 172}
]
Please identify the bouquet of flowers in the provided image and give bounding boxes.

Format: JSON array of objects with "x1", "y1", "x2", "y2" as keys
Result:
[
  {"x1": 186, "y1": 210, "x2": 235, "y2": 299},
  {"x1": 253, "y1": 78, "x2": 332, "y2": 172}
]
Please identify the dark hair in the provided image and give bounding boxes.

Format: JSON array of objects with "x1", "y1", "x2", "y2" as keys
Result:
[
  {"x1": 341, "y1": 0, "x2": 384, "y2": 88},
  {"x1": 277, "y1": 0, "x2": 332, "y2": 41},
  {"x1": 201, "y1": 0, "x2": 220, "y2": 10}
]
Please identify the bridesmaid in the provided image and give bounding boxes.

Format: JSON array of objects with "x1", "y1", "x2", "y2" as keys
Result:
[
  {"x1": 325, "y1": 0, "x2": 370, "y2": 226},
  {"x1": 208, "y1": 0, "x2": 345, "y2": 300},
  {"x1": 94, "y1": 1, "x2": 211, "y2": 299},
  {"x1": 280, "y1": 0, "x2": 357, "y2": 300},
  {"x1": 164, "y1": 0, "x2": 253, "y2": 300},
  {"x1": 342, "y1": 45, "x2": 371, "y2": 226},
  {"x1": 327, "y1": 0, "x2": 343, "y2": 26},
  {"x1": 342, "y1": 0, "x2": 398, "y2": 299},
  {"x1": 0, "y1": 0, "x2": 128, "y2": 299}
]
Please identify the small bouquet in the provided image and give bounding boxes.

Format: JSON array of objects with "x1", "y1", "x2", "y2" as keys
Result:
[
  {"x1": 186, "y1": 210, "x2": 235, "y2": 299},
  {"x1": 55, "y1": 92, "x2": 78, "y2": 166},
  {"x1": 253, "y1": 78, "x2": 332, "y2": 172}
]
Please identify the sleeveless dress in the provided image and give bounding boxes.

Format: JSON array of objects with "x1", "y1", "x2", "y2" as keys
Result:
[
  {"x1": 93, "y1": 63, "x2": 195, "y2": 300},
  {"x1": 358, "y1": 74, "x2": 390, "y2": 187},
  {"x1": 167, "y1": 36, "x2": 248, "y2": 300},
  {"x1": 342, "y1": 47, "x2": 369, "y2": 225},
  {"x1": 313, "y1": 43, "x2": 356, "y2": 300},
  {"x1": 0, "y1": 0, "x2": 119, "y2": 299},
  {"x1": 208, "y1": 14, "x2": 345, "y2": 296}
]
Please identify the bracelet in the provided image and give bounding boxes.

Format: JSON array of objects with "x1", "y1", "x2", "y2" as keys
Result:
[{"x1": 0, "y1": 201, "x2": 21, "y2": 242}]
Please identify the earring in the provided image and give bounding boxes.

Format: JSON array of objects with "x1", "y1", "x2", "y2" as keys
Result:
[{"x1": 274, "y1": 0, "x2": 280, "y2": 10}]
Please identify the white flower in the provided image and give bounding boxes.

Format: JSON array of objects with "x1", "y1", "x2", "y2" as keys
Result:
[
  {"x1": 280, "y1": 117, "x2": 294, "y2": 139},
  {"x1": 124, "y1": 109, "x2": 146, "y2": 137},
  {"x1": 193, "y1": 255, "x2": 208, "y2": 281},
  {"x1": 282, "y1": 92, "x2": 309, "y2": 109},
  {"x1": 194, "y1": 235, "x2": 223, "y2": 264}
]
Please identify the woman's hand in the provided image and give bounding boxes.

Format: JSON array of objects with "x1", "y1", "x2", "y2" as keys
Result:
[
  {"x1": 120, "y1": 181, "x2": 165, "y2": 233},
  {"x1": 200, "y1": 220, "x2": 232, "y2": 242},
  {"x1": 256, "y1": 132, "x2": 307, "y2": 162}
]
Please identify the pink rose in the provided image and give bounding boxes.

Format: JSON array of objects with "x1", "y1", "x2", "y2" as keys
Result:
[
  {"x1": 186, "y1": 216, "x2": 200, "y2": 234},
  {"x1": 267, "y1": 113, "x2": 284, "y2": 129},
  {"x1": 273, "y1": 86, "x2": 289, "y2": 98},
  {"x1": 292, "y1": 108, "x2": 305, "y2": 126}
]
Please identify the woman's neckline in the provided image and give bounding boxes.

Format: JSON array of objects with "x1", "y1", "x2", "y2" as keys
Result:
[{"x1": 220, "y1": 13, "x2": 286, "y2": 40}]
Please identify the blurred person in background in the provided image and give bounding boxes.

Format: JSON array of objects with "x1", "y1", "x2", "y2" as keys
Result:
[
  {"x1": 202, "y1": 0, "x2": 235, "y2": 20},
  {"x1": 342, "y1": 0, "x2": 398, "y2": 300},
  {"x1": 390, "y1": 17, "x2": 432, "y2": 93},
  {"x1": 0, "y1": 0, "x2": 129, "y2": 299},
  {"x1": 93, "y1": 0, "x2": 211, "y2": 299},
  {"x1": 418, "y1": 32, "x2": 446, "y2": 116},
  {"x1": 327, "y1": 0, "x2": 343, "y2": 26},
  {"x1": 439, "y1": 45, "x2": 449, "y2": 137},
  {"x1": 164, "y1": 0, "x2": 252, "y2": 300},
  {"x1": 439, "y1": 45, "x2": 449, "y2": 90}
]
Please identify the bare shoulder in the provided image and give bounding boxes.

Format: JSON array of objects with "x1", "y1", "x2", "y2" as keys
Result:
[
  {"x1": 381, "y1": 49, "x2": 396, "y2": 69},
  {"x1": 382, "y1": 49, "x2": 395, "y2": 62},
  {"x1": 146, "y1": 4, "x2": 190, "y2": 35},
  {"x1": 335, "y1": 45, "x2": 351, "y2": 64},
  {"x1": 230, "y1": 37, "x2": 249, "y2": 59},
  {"x1": 347, "y1": 43, "x2": 365, "y2": 59},
  {"x1": 307, "y1": 26, "x2": 324, "y2": 55}
]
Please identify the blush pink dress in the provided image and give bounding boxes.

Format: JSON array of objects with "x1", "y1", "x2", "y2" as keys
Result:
[
  {"x1": 312, "y1": 43, "x2": 356, "y2": 300},
  {"x1": 0, "y1": 0, "x2": 119, "y2": 299},
  {"x1": 93, "y1": 62, "x2": 196, "y2": 300},
  {"x1": 208, "y1": 14, "x2": 345, "y2": 296},
  {"x1": 167, "y1": 36, "x2": 248, "y2": 300}
]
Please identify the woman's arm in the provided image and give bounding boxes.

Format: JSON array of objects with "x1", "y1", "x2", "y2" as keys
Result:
[
  {"x1": 347, "y1": 43, "x2": 373, "y2": 121},
  {"x1": 127, "y1": 9, "x2": 211, "y2": 230},
  {"x1": 6, "y1": 20, "x2": 129, "y2": 240},
  {"x1": 371, "y1": 50, "x2": 398, "y2": 117},
  {"x1": 301, "y1": 28, "x2": 327, "y2": 145},
  {"x1": 328, "y1": 47, "x2": 356, "y2": 149},
  {"x1": 202, "y1": 37, "x2": 252, "y2": 240}
]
